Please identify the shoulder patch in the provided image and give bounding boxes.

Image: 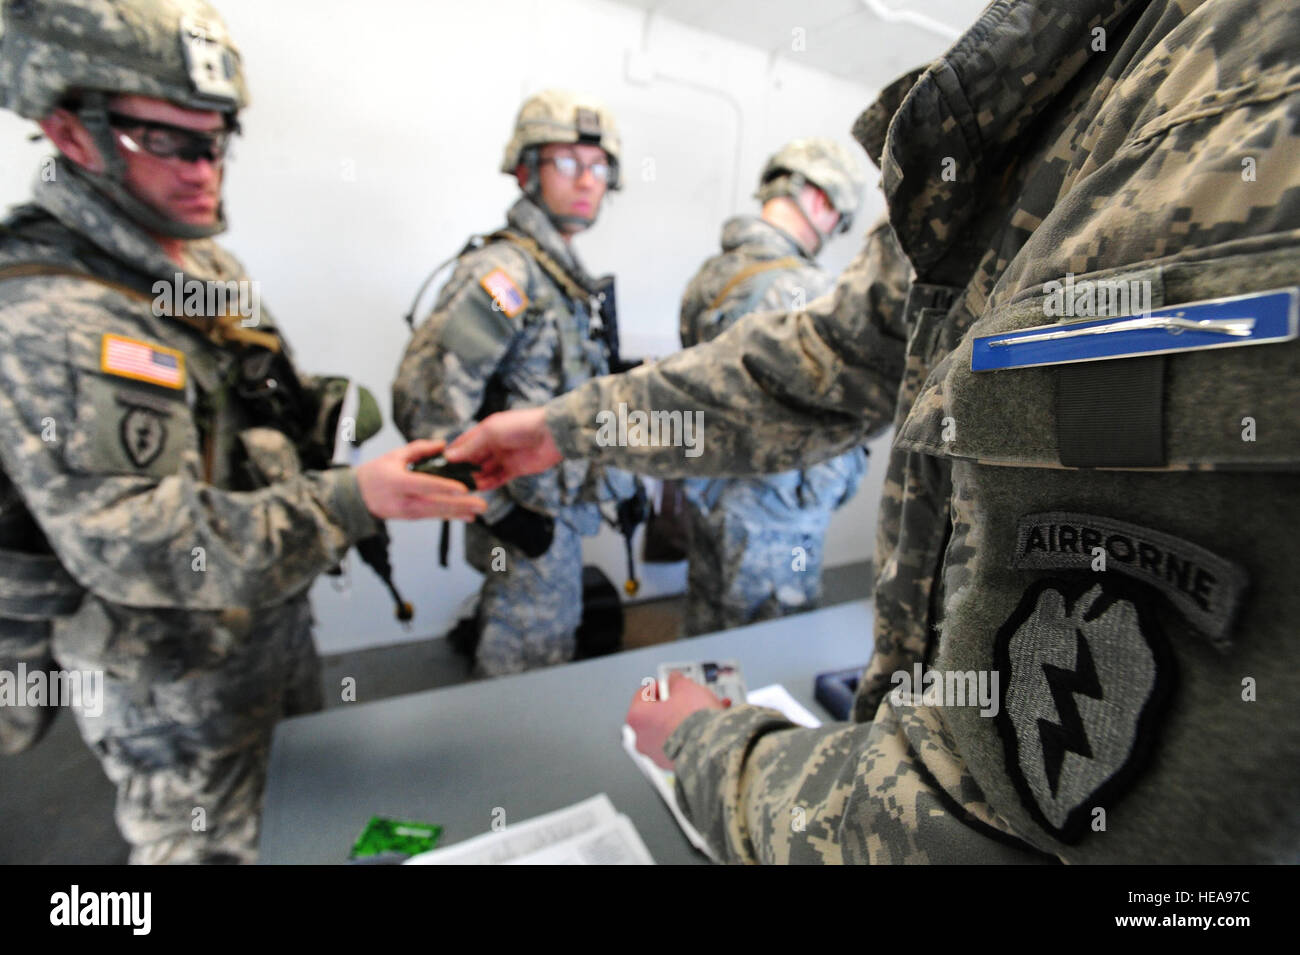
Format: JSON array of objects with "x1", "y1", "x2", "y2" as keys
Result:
[
  {"x1": 1013, "y1": 512, "x2": 1248, "y2": 652},
  {"x1": 119, "y1": 404, "x2": 170, "y2": 469},
  {"x1": 479, "y1": 268, "x2": 529, "y2": 319},
  {"x1": 995, "y1": 577, "x2": 1176, "y2": 845},
  {"x1": 100, "y1": 334, "x2": 186, "y2": 390}
]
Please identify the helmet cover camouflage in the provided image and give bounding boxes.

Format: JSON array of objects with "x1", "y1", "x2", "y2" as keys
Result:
[
  {"x1": 0, "y1": 0, "x2": 247, "y2": 119},
  {"x1": 501, "y1": 88, "x2": 622, "y2": 191},
  {"x1": 755, "y1": 137, "x2": 867, "y2": 235}
]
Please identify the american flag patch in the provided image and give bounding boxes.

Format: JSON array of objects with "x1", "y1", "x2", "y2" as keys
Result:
[
  {"x1": 479, "y1": 268, "x2": 528, "y2": 318},
  {"x1": 100, "y1": 334, "x2": 186, "y2": 390}
]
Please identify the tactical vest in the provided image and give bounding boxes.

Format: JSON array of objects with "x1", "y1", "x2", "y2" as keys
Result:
[
  {"x1": 684, "y1": 255, "x2": 803, "y2": 349},
  {"x1": 0, "y1": 210, "x2": 326, "y2": 622}
]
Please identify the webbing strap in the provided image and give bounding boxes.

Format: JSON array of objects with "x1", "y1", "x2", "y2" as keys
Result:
[
  {"x1": 0, "y1": 263, "x2": 281, "y2": 352},
  {"x1": 487, "y1": 231, "x2": 592, "y2": 304},
  {"x1": 707, "y1": 256, "x2": 803, "y2": 312}
]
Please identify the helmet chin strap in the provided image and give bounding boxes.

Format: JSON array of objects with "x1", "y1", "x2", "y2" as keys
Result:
[
  {"x1": 545, "y1": 208, "x2": 595, "y2": 232},
  {"x1": 785, "y1": 184, "x2": 826, "y2": 255},
  {"x1": 530, "y1": 189, "x2": 596, "y2": 233},
  {"x1": 75, "y1": 93, "x2": 229, "y2": 241}
]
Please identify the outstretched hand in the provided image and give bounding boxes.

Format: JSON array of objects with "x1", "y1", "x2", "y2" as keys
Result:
[
  {"x1": 355, "y1": 439, "x2": 487, "y2": 521},
  {"x1": 444, "y1": 407, "x2": 564, "y2": 491}
]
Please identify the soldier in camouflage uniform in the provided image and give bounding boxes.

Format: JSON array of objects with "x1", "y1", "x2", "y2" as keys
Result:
[
  {"x1": 679, "y1": 138, "x2": 871, "y2": 636},
  {"x1": 393, "y1": 90, "x2": 643, "y2": 677},
  {"x1": 0, "y1": 0, "x2": 482, "y2": 862},
  {"x1": 450, "y1": 0, "x2": 1300, "y2": 863}
]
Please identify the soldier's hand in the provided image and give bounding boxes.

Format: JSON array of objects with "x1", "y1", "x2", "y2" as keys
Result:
[
  {"x1": 444, "y1": 408, "x2": 563, "y2": 492},
  {"x1": 356, "y1": 439, "x2": 488, "y2": 521},
  {"x1": 626, "y1": 672, "x2": 726, "y2": 770}
]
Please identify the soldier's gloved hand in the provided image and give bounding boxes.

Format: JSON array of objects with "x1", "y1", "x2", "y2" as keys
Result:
[
  {"x1": 356, "y1": 439, "x2": 486, "y2": 522},
  {"x1": 626, "y1": 673, "x2": 727, "y2": 770},
  {"x1": 483, "y1": 504, "x2": 555, "y2": 558}
]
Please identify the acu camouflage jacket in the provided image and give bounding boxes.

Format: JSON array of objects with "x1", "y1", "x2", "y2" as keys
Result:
[
  {"x1": 546, "y1": 0, "x2": 1300, "y2": 863},
  {"x1": 0, "y1": 161, "x2": 379, "y2": 670}
]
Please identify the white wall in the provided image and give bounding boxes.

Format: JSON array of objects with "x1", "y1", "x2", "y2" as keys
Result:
[{"x1": 0, "y1": 0, "x2": 890, "y2": 654}]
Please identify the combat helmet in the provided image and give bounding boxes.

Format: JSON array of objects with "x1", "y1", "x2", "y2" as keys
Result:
[
  {"x1": 501, "y1": 88, "x2": 621, "y2": 230},
  {"x1": 755, "y1": 137, "x2": 867, "y2": 253},
  {"x1": 0, "y1": 0, "x2": 248, "y2": 239}
]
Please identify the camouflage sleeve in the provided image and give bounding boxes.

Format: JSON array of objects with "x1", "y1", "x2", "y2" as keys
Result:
[
  {"x1": 0, "y1": 296, "x2": 379, "y2": 612},
  {"x1": 666, "y1": 700, "x2": 1048, "y2": 864},
  {"x1": 546, "y1": 218, "x2": 912, "y2": 477},
  {"x1": 665, "y1": 706, "x2": 903, "y2": 864},
  {"x1": 758, "y1": 267, "x2": 871, "y2": 510}
]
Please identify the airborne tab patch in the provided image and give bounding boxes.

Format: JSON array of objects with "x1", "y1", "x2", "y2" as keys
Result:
[
  {"x1": 100, "y1": 334, "x2": 186, "y2": 390},
  {"x1": 1014, "y1": 512, "x2": 1248, "y2": 652},
  {"x1": 479, "y1": 268, "x2": 528, "y2": 319}
]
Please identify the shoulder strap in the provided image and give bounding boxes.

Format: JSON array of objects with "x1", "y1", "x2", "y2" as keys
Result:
[
  {"x1": 0, "y1": 261, "x2": 147, "y2": 300},
  {"x1": 0, "y1": 263, "x2": 281, "y2": 352},
  {"x1": 707, "y1": 256, "x2": 803, "y2": 312},
  {"x1": 486, "y1": 230, "x2": 593, "y2": 304}
]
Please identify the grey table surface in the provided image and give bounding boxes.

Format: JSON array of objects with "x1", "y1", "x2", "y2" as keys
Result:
[{"x1": 259, "y1": 599, "x2": 875, "y2": 864}]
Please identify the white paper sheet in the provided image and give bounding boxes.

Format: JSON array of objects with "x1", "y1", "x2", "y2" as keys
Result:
[
  {"x1": 746, "y1": 684, "x2": 823, "y2": 727},
  {"x1": 405, "y1": 793, "x2": 625, "y2": 865},
  {"x1": 620, "y1": 724, "x2": 720, "y2": 862},
  {"x1": 505, "y1": 814, "x2": 654, "y2": 865}
]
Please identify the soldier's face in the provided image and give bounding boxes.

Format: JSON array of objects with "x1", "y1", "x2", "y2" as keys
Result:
[
  {"x1": 535, "y1": 143, "x2": 610, "y2": 234},
  {"x1": 107, "y1": 95, "x2": 228, "y2": 229},
  {"x1": 802, "y1": 184, "x2": 842, "y2": 239}
]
